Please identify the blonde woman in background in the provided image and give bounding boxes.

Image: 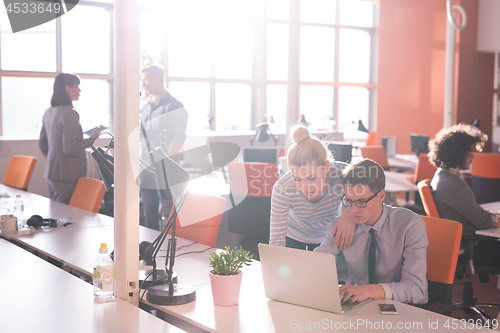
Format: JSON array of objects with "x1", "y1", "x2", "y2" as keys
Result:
[{"x1": 269, "y1": 126, "x2": 355, "y2": 250}]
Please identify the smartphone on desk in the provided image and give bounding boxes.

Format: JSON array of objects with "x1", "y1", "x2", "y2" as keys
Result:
[{"x1": 378, "y1": 303, "x2": 397, "y2": 315}]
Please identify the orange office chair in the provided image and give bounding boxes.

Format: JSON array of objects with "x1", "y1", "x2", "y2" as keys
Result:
[
  {"x1": 227, "y1": 162, "x2": 279, "y2": 243},
  {"x1": 366, "y1": 131, "x2": 377, "y2": 146},
  {"x1": 360, "y1": 145, "x2": 389, "y2": 168},
  {"x1": 168, "y1": 192, "x2": 226, "y2": 247},
  {"x1": 69, "y1": 177, "x2": 106, "y2": 213},
  {"x1": 3, "y1": 155, "x2": 37, "y2": 191},
  {"x1": 412, "y1": 154, "x2": 437, "y2": 184},
  {"x1": 418, "y1": 178, "x2": 500, "y2": 321},
  {"x1": 423, "y1": 216, "x2": 462, "y2": 314},
  {"x1": 470, "y1": 152, "x2": 500, "y2": 204},
  {"x1": 417, "y1": 179, "x2": 440, "y2": 218}
]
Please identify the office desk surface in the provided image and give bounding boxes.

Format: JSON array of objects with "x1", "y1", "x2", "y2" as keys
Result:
[
  {"x1": 384, "y1": 171, "x2": 418, "y2": 193},
  {"x1": 5, "y1": 224, "x2": 214, "y2": 286},
  {"x1": 476, "y1": 202, "x2": 500, "y2": 238},
  {"x1": 145, "y1": 261, "x2": 489, "y2": 333},
  {"x1": 0, "y1": 184, "x2": 113, "y2": 228},
  {"x1": 0, "y1": 239, "x2": 185, "y2": 333},
  {"x1": 481, "y1": 201, "x2": 500, "y2": 214}
]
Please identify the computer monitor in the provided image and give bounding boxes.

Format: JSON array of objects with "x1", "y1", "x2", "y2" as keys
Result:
[
  {"x1": 243, "y1": 148, "x2": 278, "y2": 164},
  {"x1": 327, "y1": 142, "x2": 352, "y2": 163},
  {"x1": 410, "y1": 134, "x2": 429, "y2": 156}
]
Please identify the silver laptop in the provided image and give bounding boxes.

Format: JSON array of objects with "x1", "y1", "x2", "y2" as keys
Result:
[{"x1": 258, "y1": 243, "x2": 371, "y2": 313}]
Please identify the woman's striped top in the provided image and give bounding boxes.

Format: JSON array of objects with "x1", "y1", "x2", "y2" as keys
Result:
[{"x1": 269, "y1": 161, "x2": 346, "y2": 246}]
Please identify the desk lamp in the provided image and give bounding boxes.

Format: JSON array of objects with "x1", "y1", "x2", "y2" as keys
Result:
[
  {"x1": 357, "y1": 120, "x2": 369, "y2": 133},
  {"x1": 250, "y1": 122, "x2": 278, "y2": 147},
  {"x1": 90, "y1": 133, "x2": 114, "y2": 191},
  {"x1": 140, "y1": 123, "x2": 196, "y2": 305}
]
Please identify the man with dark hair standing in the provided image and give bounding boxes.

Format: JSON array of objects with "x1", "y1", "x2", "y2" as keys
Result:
[
  {"x1": 140, "y1": 64, "x2": 188, "y2": 230},
  {"x1": 429, "y1": 124, "x2": 500, "y2": 269},
  {"x1": 315, "y1": 158, "x2": 428, "y2": 305}
]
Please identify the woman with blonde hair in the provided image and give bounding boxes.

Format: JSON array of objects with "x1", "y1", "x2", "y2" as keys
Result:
[{"x1": 270, "y1": 126, "x2": 354, "y2": 250}]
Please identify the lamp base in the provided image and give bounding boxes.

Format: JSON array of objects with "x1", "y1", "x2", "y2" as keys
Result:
[
  {"x1": 139, "y1": 269, "x2": 178, "y2": 289},
  {"x1": 145, "y1": 284, "x2": 196, "y2": 305}
]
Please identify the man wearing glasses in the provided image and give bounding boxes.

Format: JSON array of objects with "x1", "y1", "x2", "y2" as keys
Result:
[{"x1": 315, "y1": 158, "x2": 428, "y2": 305}]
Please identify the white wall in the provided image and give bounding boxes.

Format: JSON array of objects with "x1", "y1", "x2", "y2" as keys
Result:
[
  {"x1": 0, "y1": 137, "x2": 112, "y2": 197},
  {"x1": 477, "y1": 0, "x2": 500, "y2": 52},
  {"x1": 0, "y1": 138, "x2": 49, "y2": 196}
]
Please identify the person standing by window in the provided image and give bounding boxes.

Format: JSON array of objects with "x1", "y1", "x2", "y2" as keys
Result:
[
  {"x1": 39, "y1": 73, "x2": 98, "y2": 203},
  {"x1": 139, "y1": 65, "x2": 188, "y2": 231}
]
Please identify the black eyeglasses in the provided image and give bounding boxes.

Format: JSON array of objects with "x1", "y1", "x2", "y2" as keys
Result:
[{"x1": 342, "y1": 190, "x2": 381, "y2": 208}]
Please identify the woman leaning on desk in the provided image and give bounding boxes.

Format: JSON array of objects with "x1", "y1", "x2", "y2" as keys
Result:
[
  {"x1": 38, "y1": 73, "x2": 99, "y2": 204},
  {"x1": 269, "y1": 126, "x2": 355, "y2": 251},
  {"x1": 429, "y1": 123, "x2": 500, "y2": 268}
]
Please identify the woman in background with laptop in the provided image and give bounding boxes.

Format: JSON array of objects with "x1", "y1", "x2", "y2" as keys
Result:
[
  {"x1": 269, "y1": 126, "x2": 355, "y2": 251},
  {"x1": 38, "y1": 73, "x2": 99, "y2": 203}
]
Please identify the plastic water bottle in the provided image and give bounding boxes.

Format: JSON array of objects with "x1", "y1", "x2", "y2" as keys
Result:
[
  {"x1": 13, "y1": 194, "x2": 24, "y2": 221},
  {"x1": 93, "y1": 243, "x2": 115, "y2": 302}
]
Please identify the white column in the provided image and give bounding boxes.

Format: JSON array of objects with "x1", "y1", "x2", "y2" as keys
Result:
[
  {"x1": 114, "y1": 0, "x2": 140, "y2": 305},
  {"x1": 286, "y1": 0, "x2": 300, "y2": 140},
  {"x1": 443, "y1": 0, "x2": 467, "y2": 128}
]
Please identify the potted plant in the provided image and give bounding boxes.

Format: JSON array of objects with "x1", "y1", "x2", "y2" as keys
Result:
[{"x1": 208, "y1": 246, "x2": 253, "y2": 306}]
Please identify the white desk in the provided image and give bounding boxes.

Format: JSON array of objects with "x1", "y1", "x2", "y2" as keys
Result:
[
  {"x1": 480, "y1": 201, "x2": 500, "y2": 214},
  {"x1": 4, "y1": 223, "x2": 214, "y2": 286},
  {"x1": 144, "y1": 261, "x2": 490, "y2": 333},
  {"x1": 475, "y1": 202, "x2": 500, "y2": 238},
  {"x1": 388, "y1": 154, "x2": 418, "y2": 171},
  {"x1": 0, "y1": 239, "x2": 185, "y2": 333},
  {"x1": 0, "y1": 184, "x2": 114, "y2": 228},
  {"x1": 384, "y1": 171, "x2": 418, "y2": 193}
]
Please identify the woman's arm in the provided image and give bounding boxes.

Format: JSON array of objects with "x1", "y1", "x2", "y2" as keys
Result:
[
  {"x1": 38, "y1": 123, "x2": 48, "y2": 157},
  {"x1": 269, "y1": 183, "x2": 291, "y2": 247}
]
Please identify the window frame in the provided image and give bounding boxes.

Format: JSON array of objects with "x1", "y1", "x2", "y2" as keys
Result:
[
  {"x1": 154, "y1": 0, "x2": 378, "y2": 133},
  {"x1": 0, "y1": 0, "x2": 115, "y2": 137}
]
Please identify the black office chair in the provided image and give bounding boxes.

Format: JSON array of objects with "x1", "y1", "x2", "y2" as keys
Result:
[{"x1": 227, "y1": 162, "x2": 279, "y2": 247}]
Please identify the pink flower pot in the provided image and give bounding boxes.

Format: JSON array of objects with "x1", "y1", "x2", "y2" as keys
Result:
[{"x1": 209, "y1": 270, "x2": 243, "y2": 306}]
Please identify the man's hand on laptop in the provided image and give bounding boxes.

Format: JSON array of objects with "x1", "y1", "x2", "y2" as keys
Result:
[{"x1": 339, "y1": 284, "x2": 385, "y2": 304}]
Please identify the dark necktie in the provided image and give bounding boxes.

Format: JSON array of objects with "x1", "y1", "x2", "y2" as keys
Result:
[{"x1": 368, "y1": 228, "x2": 376, "y2": 284}]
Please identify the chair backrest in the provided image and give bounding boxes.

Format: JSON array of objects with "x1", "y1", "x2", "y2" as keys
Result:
[
  {"x1": 417, "y1": 179, "x2": 440, "y2": 218},
  {"x1": 366, "y1": 131, "x2": 377, "y2": 146},
  {"x1": 470, "y1": 153, "x2": 500, "y2": 204},
  {"x1": 413, "y1": 154, "x2": 437, "y2": 184},
  {"x1": 423, "y1": 216, "x2": 462, "y2": 309},
  {"x1": 69, "y1": 177, "x2": 106, "y2": 213},
  {"x1": 471, "y1": 153, "x2": 500, "y2": 178},
  {"x1": 359, "y1": 145, "x2": 389, "y2": 168},
  {"x1": 3, "y1": 155, "x2": 37, "y2": 191},
  {"x1": 228, "y1": 162, "x2": 279, "y2": 198},
  {"x1": 169, "y1": 192, "x2": 226, "y2": 247},
  {"x1": 227, "y1": 162, "x2": 279, "y2": 240},
  {"x1": 423, "y1": 216, "x2": 462, "y2": 284}
]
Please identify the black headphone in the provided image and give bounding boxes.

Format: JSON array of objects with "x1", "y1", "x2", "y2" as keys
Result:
[
  {"x1": 139, "y1": 241, "x2": 154, "y2": 261},
  {"x1": 27, "y1": 215, "x2": 58, "y2": 228}
]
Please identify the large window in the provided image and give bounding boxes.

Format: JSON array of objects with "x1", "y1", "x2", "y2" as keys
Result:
[
  {"x1": 0, "y1": 0, "x2": 377, "y2": 137},
  {"x1": 0, "y1": 1, "x2": 113, "y2": 138},
  {"x1": 141, "y1": 0, "x2": 377, "y2": 133}
]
